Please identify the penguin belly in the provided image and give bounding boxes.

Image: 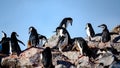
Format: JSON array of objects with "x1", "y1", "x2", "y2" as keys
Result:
[{"x1": 58, "y1": 34, "x2": 68, "y2": 51}]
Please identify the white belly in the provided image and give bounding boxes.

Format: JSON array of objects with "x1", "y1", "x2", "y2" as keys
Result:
[
  {"x1": 77, "y1": 41, "x2": 83, "y2": 55},
  {"x1": 59, "y1": 34, "x2": 68, "y2": 51},
  {"x1": 86, "y1": 27, "x2": 91, "y2": 37}
]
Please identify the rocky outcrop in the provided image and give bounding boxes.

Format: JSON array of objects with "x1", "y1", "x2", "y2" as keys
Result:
[{"x1": 0, "y1": 34, "x2": 120, "y2": 68}]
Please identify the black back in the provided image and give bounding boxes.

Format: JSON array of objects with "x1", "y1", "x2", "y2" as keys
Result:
[
  {"x1": 73, "y1": 37, "x2": 95, "y2": 58},
  {"x1": 99, "y1": 24, "x2": 111, "y2": 43},
  {"x1": 29, "y1": 26, "x2": 39, "y2": 47},
  {"x1": 0, "y1": 31, "x2": 10, "y2": 54},
  {"x1": 42, "y1": 47, "x2": 54, "y2": 68},
  {"x1": 102, "y1": 28, "x2": 111, "y2": 43},
  {"x1": 11, "y1": 32, "x2": 22, "y2": 55}
]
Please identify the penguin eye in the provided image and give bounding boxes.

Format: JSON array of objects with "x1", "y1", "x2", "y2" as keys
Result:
[{"x1": 15, "y1": 33, "x2": 19, "y2": 37}]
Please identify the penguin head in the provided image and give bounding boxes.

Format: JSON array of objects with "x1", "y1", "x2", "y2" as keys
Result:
[
  {"x1": 98, "y1": 24, "x2": 107, "y2": 30},
  {"x1": 55, "y1": 27, "x2": 66, "y2": 37},
  {"x1": 1, "y1": 31, "x2": 7, "y2": 38},
  {"x1": 85, "y1": 23, "x2": 92, "y2": 29},
  {"x1": 29, "y1": 26, "x2": 38, "y2": 35},
  {"x1": 65, "y1": 17, "x2": 73, "y2": 26},
  {"x1": 11, "y1": 32, "x2": 19, "y2": 37},
  {"x1": 29, "y1": 26, "x2": 36, "y2": 34},
  {"x1": 61, "y1": 17, "x2": 73, "y2": 28}
]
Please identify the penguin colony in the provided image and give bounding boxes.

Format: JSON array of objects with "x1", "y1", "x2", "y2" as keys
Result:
[{"x1": 0, "y1": 17, "x2": 119, "y2": 68}]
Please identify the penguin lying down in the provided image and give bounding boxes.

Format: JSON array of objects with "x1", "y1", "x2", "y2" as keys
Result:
[{"x1": 72, "y1": 37, "x2": 96, "y2": 59}]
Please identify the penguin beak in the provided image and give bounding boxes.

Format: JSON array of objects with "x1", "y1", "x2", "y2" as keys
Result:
[
  {"x1": 67, "y1": 19, "x2": 72, "y2": 26},
  {"x1": 98, "y1": 25, "x2": 104, "y2": 29},
  {"x1": 53, "y1": 30, "x2": 58, "y2": 35},
  {"x1": 69, "y1": 20, "x2": 72, "y2": 26},
  {"x1": 2, "y1": 31, "x2": 7, "y2": 37},
  {"x1": 53, "y1": 31, "x2": 56, "y2": 33},
  {"x1": 2, "y1": 31, "x2": 4, "y2": 33},
  {"x1": 16, "y1": 34, "x2": 19, "y2": 37},
  {"x1": 98, "y1": 24, "x2": 105, "y2": 28},
  {"x1": 98, "y1": 25, "x2": 101, "y2": 27}
]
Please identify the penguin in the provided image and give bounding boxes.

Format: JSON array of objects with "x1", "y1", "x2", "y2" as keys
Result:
[
  {"x1": 41, "y1": 47, "x2": 54, "y2": 68},
  {"x1": 10, "y1": 32, "x2": 25, "y2": 55},
  {"x1": 59, "y1": 17, "x2": 73, "y2": 29},
  {"x1": 98, "y1": 24, "x2": 111, "y2": 43},
  {"x1": 0, "y1": 31, "x2": 10, "y2": 55},
  {"x1": 72, "y1": 37, "x2": 95, "y2": 58},
  {"x1": 55, "y1": 27, "x2": 72, "y2": 51},
  {"x1": 85, "y1": 23, "x2": 95, "y2": 41},
  {"x1": 38, "y1": 34, "x2": 48, "y2": 47},
  {"x1": 28, "y1": 26, "x2": 39, "y2": 47}
]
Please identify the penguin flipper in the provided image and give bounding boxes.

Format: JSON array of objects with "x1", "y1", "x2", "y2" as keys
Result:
[
  {"x1": 17, "y1": 40, "x2": 25, "y2": 46},
  {"x1": 109, "y1": 32, "x2": 119, "y2": 35},
  {"x1": 94, "y1": 33, "x2": 102, "y2": 37}
]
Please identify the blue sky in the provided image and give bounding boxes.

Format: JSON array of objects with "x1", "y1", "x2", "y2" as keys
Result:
[{"x1": 0, "y1": 0, "x2": 120, "y2": 50}]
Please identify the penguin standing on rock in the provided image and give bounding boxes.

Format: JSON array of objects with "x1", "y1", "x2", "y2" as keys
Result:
[
  {"x1": 85, "y1": 23, "x2": 95, "y2": 41},
  {"x1": 59, "y1": 17, "x2": 73, "y2": 29},
  {"x1": 54, "y1": 27, "x2": 72, "y2": 51},
  {"x1": 72, "y1": 37, "x2": 95, "y2": 58},
  {"x1": 98, "y1": 24, "x2": 111, "y2": 43},
  {"x1": 11, "y1": 32, "x2": 25, "y2": 55},
  {"x1": 41, "y1": 47, "x2": 54, "y2": 68},
  {"x1": 28, "y1": 26, "x2": 39, "y2": 47},
  {"x1": 0, "y1": 31, "x2": 11, "y2": 55}
]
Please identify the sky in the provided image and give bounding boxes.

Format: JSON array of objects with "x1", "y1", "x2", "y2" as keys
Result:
[{"x1": 0, "y1": 0, "x2": 120, "y2": 50}]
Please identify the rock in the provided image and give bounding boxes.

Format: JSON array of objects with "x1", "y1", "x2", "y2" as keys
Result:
[
  {"x1": 109, "y1": 61, "x2": 120, "y2": 68},
  {"x1": 76, "y1": 56, "x2": 92, "y2": 68},
  {"x1": 1, "y1": 47, "x2": 43, "y2": 68},
  {"x1": 95, "y1": 50, "x2": 115, "y2": 67},
  {"x1": 45, "y1": 34, "x2": 59, "y2": 48},
  {"x1": 112, "y1": 25, "x2": 120, "y2": 34},
  {"x1": 0, "y1": 34, "x2": 120, "y2": 68}
]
